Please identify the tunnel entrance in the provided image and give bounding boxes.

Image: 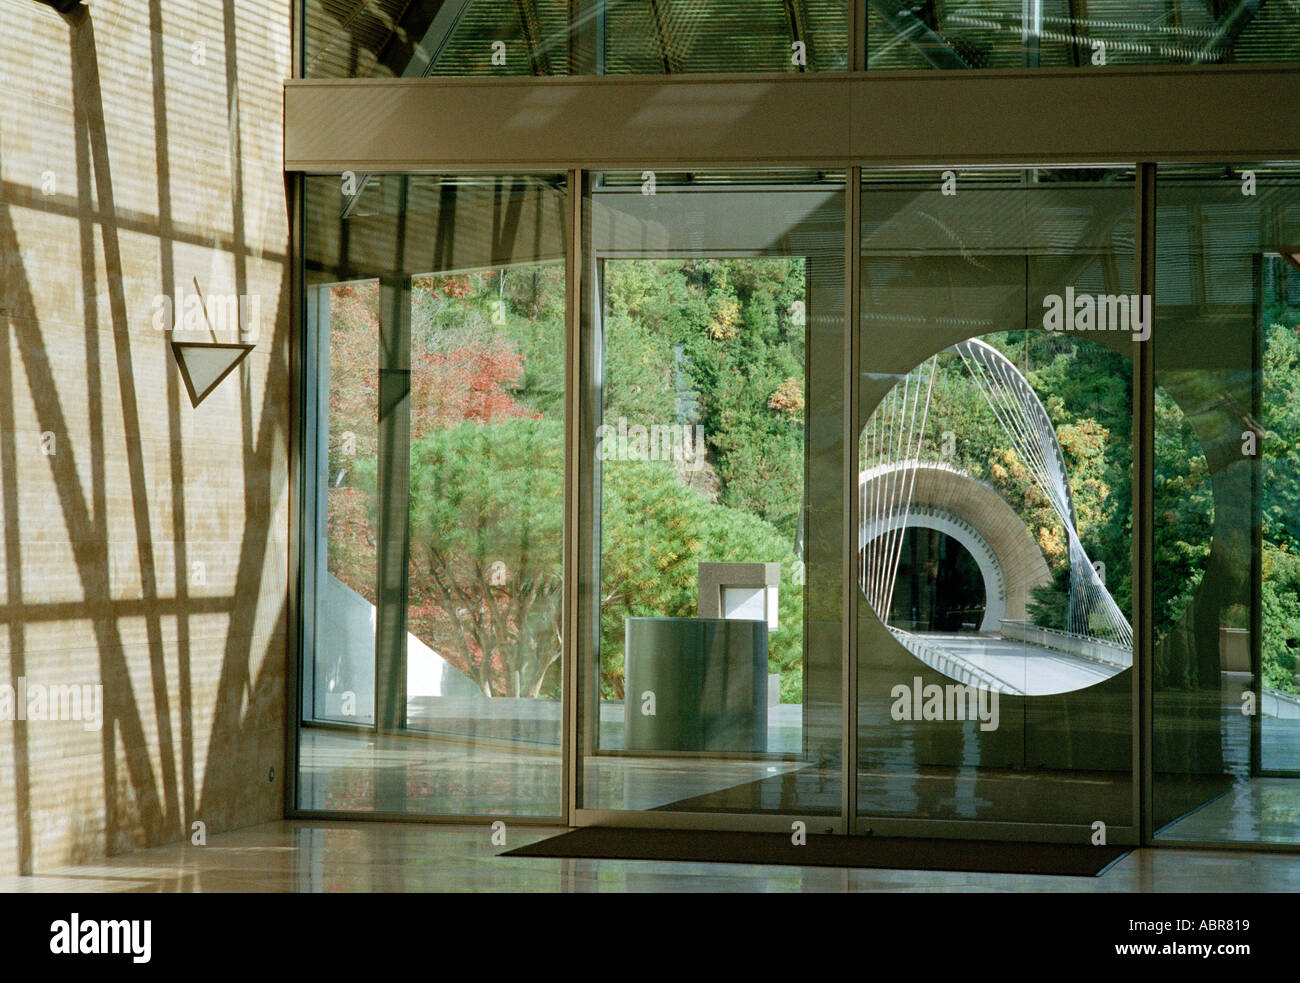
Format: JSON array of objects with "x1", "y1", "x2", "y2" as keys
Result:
[{"x1": 886, "y1": 528, "x2": 986, "y2": 633}]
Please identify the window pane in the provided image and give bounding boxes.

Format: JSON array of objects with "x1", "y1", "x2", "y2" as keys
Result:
[
  {"x1": 303, "y1": 0, "x2": 848, "y2": 78},
  {"x1": 857, "y1": 167, "x2": 1138, "y2": 834},
  {"x1": 311, "y1": 280, "x2": 380, "y2": 727},
  {"x1": 866, "y1": 0, "x2": 1300, "y2": 70},
  {"x1": 578, "y1": 172, "x2": 846, "y2": 817},
  {"x1": 300, "y1": 173, "x2": 568, "y2": 817},
  {"x1": 1152, "y1": 163, "x2": 1300, "y2": 847}
]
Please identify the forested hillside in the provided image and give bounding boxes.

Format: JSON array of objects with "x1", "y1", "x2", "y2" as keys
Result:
[{"x1": 320, "y1": 257, "x2": 1300, "y2": 700}]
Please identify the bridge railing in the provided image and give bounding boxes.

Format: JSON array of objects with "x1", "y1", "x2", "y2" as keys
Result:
[
  {"x1": 888, "y1": 627, "x2": 1023, "y2": 695},
  {"x1": 999, "y1": 619, "x2": 1132, "y2": 670}
]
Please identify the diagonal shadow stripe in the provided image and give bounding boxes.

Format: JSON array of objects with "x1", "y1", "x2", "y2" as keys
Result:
[{"x1": 70, "y1": 8, "x2": 182, "y2": 840}]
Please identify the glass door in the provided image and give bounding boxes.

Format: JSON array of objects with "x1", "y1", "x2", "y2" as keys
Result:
[
  {"x1": 299, "y1": 173, "x2": 569, "y2": 819},
  {"x1": 574, "y1": 171, "x2": 846, "y2": 826},
  {"x1": 855, "y1": 167, "x2": 1141, "y2": 841},
  {"x1": 1151, "y1": 165, "x2": 1300, "y2": 847}
]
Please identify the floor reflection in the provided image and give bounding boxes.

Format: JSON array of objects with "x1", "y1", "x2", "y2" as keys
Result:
[{"x1": 6, "y1": 820, "x2": 1300, "y2": 893}]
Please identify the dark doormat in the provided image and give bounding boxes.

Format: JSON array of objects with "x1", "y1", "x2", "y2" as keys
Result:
[
  {"x1": 501, "y1": 827, "x2": 1130, "y2": 877},
  {"x1": 653, "y1": 769, "x2": 1236, "y2": 828}
]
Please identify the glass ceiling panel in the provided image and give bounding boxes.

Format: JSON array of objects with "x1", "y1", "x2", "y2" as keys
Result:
[
  {"x1": 304, "y1": 0, "x2": 849, "y2": 78},
  {"x1": 866, "y1": 0, "x2": 1300, "y2": 70},
  {"x1": 303, "y1": 0, "x2": 1297, "y2": 79}
]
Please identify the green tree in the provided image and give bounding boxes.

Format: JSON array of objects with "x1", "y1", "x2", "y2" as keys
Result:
[
  {"x1": 1262, "y1": 543, "x2": 1300, "y2": 693},
  {"x1": 406, "y1": 418, "x2": 565, "y2": 698},
  {"x1": 1027, "y1": 564, "x2": 1071, "y2": 630},
  {"x1": 599, "y1": 458, "x2": 804, "y2": 702},
  {"x1": 1260, "y1": 306, "x2": 1300, "y2": 692}
]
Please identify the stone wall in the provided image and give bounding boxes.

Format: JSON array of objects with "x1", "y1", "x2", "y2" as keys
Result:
[{"x1": 0, "y1": 0, "x2": 290, "y2": 874}]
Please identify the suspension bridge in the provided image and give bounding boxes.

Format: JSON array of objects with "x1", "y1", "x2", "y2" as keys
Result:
[{"x1": 861, "y1": 338, "x2": 1132, "y2": 696}]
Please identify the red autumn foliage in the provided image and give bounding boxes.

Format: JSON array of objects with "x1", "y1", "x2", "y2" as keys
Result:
[
  {"x1": 410, "y1": 346, "x2": 537, "y2": 438},
  {"x1": 324, "y1": 279, "x2": 553, "y2": 696}
]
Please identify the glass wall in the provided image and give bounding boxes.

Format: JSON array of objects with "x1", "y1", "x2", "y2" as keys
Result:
[
  {"x1": 293, "y1": 162, "x2": 1300, "y2": 846},
  {"x1": 299, "y1": 173, "x2": 569, "y2": 817},
  {"x1": 305, "y1": 277, "x2": 380, "y2": 727},
  {"x1": 302, "y1": 0, "x2": 1298, "y2": 78},
  {"x1": 866, "y1": 1, "x2": 1300, "y2": 69},
  {"x1": 1152, "y1": 163, "x2": 1300, "y2": 846},
  {"x1": 575, "y1": 171, "x2": 846, "y2": 820},
  {"x1": 856, "y1": 168, "x2": 1139, "y2": 839},
  {"x1": 303, "y1": 0, "x2": 849, "y2": 79}
]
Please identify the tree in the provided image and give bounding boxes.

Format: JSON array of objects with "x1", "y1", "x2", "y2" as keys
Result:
[
  {"x1": 1260, "y1": 307, "x2": 1300, "y2": 693},
  {"x1": 324, "y1": 282, "x2": 381, "y2": 598},
  {"x1": 325, "y1": 273, "x2": 565, "y2": 697},
  {"x1": 602, "y1": 258, "x2": 808, "y2": 536},
  {"x1": 1027, "y1": 564, "x2": 1071, "y2": 631},
  {"x1": 598, "y1": 457, "x2": 804, "y2": 702},
  {"x1": 1262, "y1": 543, "x2": 1300, "y2": 693},
  {"x1": 407, "y1": 418, "x2": 565, "y2": 698}
]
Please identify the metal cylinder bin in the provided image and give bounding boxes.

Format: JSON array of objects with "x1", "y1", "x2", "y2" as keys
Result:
[{"x1": 624, "y1": 617, "x2": 769, "y2": 753}]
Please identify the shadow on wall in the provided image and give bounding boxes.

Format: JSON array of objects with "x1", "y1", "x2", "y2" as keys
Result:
[{"x1": 0, "y1": 3, "x2": 289, "y2": 874}]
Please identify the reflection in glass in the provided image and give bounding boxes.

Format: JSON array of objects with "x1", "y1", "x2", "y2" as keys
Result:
[
  {"x1": 860, "y1": 332, "x2": 1144, "y2": 698},
  {"x1": 578, "y1": 173, "x2": 845, "y2": 817},
  {"x1": 867, "y1": 0, "x2": 1300, "y2": 70},
  {"x1": 300, "y1": 174, "x2": 567, "y2": 818},
  {"x1": 1153, "y1": 167, "x2": 1300, "y2": 845},
  {"x1": 303, "y1": 0, "x2": 848, "y2": 79},
  {"x1": 857, "y1": 168, "x2": 1137, "y2": 832},
  {"x1": 304, "y1": 0, "x2": 1297, "y2": 79}
]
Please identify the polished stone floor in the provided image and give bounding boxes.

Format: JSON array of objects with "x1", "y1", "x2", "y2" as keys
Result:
[
  {"x1": 2, "y1": 820, "x2": 1299, "y2": 892},
  {"x1": 1157, "y1": 778, "x2": 1300, "y2": 845},
  {"x1": 299, "y1": 726, "x2": 1299, "y2": 838}
]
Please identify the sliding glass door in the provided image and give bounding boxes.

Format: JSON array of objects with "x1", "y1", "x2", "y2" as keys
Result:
[
  {"x1": 855, "y1": 168, "x2": 1140, "y2": 841},
  {"x1": 300, "y1": 173, "x2": 568, "y2": 818},
  {"x1": 1151, "y1": 164, "x2": 1300, "y2": 847},
  {"x1": 573, "y1": 171, "x2": 846, "y2": 825}
]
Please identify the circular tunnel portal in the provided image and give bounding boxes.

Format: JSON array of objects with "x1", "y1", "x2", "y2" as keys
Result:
[{"x1": 871, "y1": 527, "x2": 986, "y2": 633}]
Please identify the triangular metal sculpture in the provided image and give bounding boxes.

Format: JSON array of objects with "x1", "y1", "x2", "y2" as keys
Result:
[{"x1": 171, "y1": 340, "x2": 254, "y2": 407}]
